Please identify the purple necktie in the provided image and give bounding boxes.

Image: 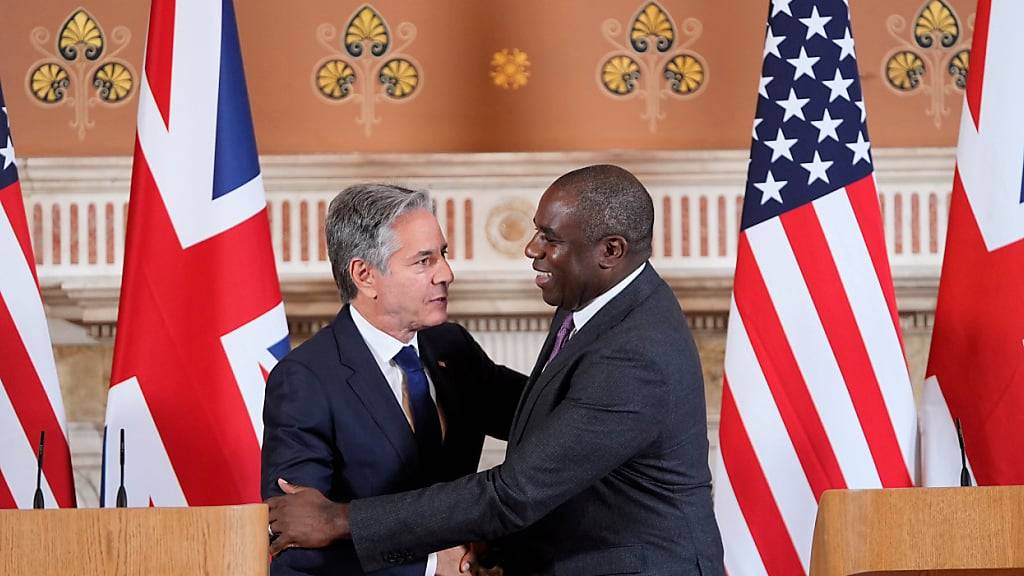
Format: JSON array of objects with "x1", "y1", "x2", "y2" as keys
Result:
[{"x1": 544, "y1": 313, "x2": 575, "y2": 369}]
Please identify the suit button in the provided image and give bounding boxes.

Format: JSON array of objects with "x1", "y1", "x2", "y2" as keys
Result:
[{"x1": 383, "y1": 552, "x2": 400, "y2": 564}]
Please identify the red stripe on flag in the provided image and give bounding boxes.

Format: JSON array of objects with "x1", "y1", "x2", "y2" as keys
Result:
[
  {"x1": 781, "y1": 203, "x2": 912, "y2": 487},
  {"x1": 0, "y1": 470, "x2": 15, "y2": 509},
  {"x1": 0, "y1": 182, "x2": 39, "y2": 289},
  {"x1": 734, "y1": 233, "x2": 845, "y2": 499},
  {"x1": 966, "y1": 0, "x2": 992, "y2": 130},
  {"x1": 0, "y1": 297, "x2": 76, "y2": 508},
  {"x1": 719, "y1": 379, "x2": 805, "y2": 575},
  {"x1": 845, "y1": 177, "x2": 907, "y2": 362},
  {"x1": 145, "y1": 0, "x2": 177, "y2": 128}
]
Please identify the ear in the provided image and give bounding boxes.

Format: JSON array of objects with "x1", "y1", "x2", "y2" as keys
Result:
[
  {"x1": 597, "y1": 235, "x2": 628, "y2": 269},
  {"x1": 349, "y1": 258, "x2": 378, "y2": 299}
]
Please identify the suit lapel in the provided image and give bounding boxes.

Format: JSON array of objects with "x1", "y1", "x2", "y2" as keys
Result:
[
  {"x1": 508, "y1": 311, "x2": 563, "y2": 440},
  {"x1": 332, "y1": 306, "x2": 419, "y2": 468},
  {"x1": 510, "y1": 266, "x2": 662, "y2": 445}
]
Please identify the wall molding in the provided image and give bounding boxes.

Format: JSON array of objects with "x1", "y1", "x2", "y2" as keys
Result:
[{"x1": 21, "y1": 148, "x2": 953, "y2": 327}]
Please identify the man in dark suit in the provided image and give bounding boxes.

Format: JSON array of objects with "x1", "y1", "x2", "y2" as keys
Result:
[
  {"x1": 261, "y1": 184, "x2": 526, "y2": 576},
  {"x1": 268, "y1": 166, "x2": 724, "y2": 576}
]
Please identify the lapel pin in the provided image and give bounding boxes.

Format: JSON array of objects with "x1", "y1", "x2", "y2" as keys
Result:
[{"x1": 437, "y1": 360, "x2": 447, "y2": 368}]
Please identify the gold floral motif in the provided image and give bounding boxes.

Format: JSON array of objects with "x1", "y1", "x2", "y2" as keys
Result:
[
  {"x1": 631, "y1": 2, "x2": 674, "y2": 53},
  {"x1": 26, "y1": 9, "x2": 134, "y2": 139},
  {"x1": 491, "y1": 49, "x2": 530, "y2": 90},
  {"x1": 664, "y1": 54, "x2": 703, "y2": 95},
  {"x1": 915, "y1": 0, "x2": 958, "y2": 48},
  {"x1": 60, "y1": 9, "x2": 104, "y2": 61},
  {"x1": 30, "y1": 63, "x2": 70, "y2": 103},
  {"x1": 346, "y1": 6, "x2": 389, "y2": 57},
  {"x1": 602, "y1": 56, "x2": 640, "y2": 95},
  {"x1": 883, "y1": 0, "x2": 972, "y2": 128},
  {"x1": 948, "y1": 49, "x2": 969, "y2": 89},
  {"x1": 379, "y1": 58, "x2": 418, "y2": 98},
  {"x1": 314, "y1": 5, "x2": 420, "y2": 135},
  {"x1": 599, "y1": 2, "x2": 706, "y2": 131},
  {"x1": 317, "y1": 60, "x2": 357, "y2": 99},
  {"x1": 886, "y1": 51, "x2": 926, "y2": 91},
  {"x1": 93, "y1": 62, "x2": 132, "y2": 102}
]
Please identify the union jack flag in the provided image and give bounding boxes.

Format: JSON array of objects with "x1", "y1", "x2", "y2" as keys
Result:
[
  {"x1": 0, "y1": 80, "x2": 77, "y2": 510},
  {"x1": 923, "y1": 0, "x2": 1024, "y2": 487},
  {"x1": 712, "y1": 1, "x2": 916, "y2": 573},
  {"x1": 102, "y1": 0, "x2": 289, "y2": 507}
]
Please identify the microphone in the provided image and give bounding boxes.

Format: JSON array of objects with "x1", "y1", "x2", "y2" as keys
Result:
[
  {"x1": 116, "y1": 428, "x2": 127, "y2": 508},
  {"x1": 33, "y1": 431, "x2": 45, "y2": 509},
  {"x1": 955, "y1": 417, "x2": 972, "y2": 487}
]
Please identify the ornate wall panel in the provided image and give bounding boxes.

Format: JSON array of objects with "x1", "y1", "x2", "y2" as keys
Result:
[{"x1": 0, "y1": 0, "x2": 976, "y2": 156}]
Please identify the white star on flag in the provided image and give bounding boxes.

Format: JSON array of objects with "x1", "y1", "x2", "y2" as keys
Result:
[
  {"x1": 776, "y1": 88, "x2": 810, "y2": 121},
  {"x1": 846, "y1": 131, "x2": 871, "y2": 164},
  {"x1": 771, "y1": 0, "x2": 794, "y2": 17},
  {"x1": 759, "y1": 75, "x2": 774, "y2": 97},
  {"x1": 800, "y1": 6, "x2": 832, "y2": 39},
  {"x1": 811, "y1": 108, "x2": 844, "y2": 142},
  {"x1": 787, "y1": 46, "x2": 820, "y2": 80},
  {"x1": 833, "y1": 27, "x2": 855, "y2": 60},
  {"x1": 752, "y1": 118, "x2": 763, "y2": 140},
  {"x1": 764, "y1": 27, "x2": 786, "y2": 59},
  {"x1": 0, "y1": 137, "x2": 15, "y2": 171},
  {"x1": 764, "y1": 128, "x2": 798, "y2": 161},
  {"x1": 801, "y1": 150, "x2": 833, "y2": 184},
  {"x1": 823, "y1": 69, "x2": 853, "y2": 102},
  {"x1": 754, "y1": 170, "x2": 787, "y2": 205}
]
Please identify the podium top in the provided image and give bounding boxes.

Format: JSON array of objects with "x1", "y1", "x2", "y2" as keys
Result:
[
  {"x1": 809, "y1": 486, "x2": 1024, "y2": 576},
  {"x1": 0, "y1": 504, "x2": 268, "y2": 576}
]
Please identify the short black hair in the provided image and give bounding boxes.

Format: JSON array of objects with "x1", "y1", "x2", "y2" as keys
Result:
[{"x1": 552, "y1": 164, "x2": 654, "y2": 258}]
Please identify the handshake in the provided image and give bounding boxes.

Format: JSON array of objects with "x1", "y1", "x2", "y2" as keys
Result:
[
  {"x1": 435, "y1": 544, "x2": 503, "y2": 576},
  {"x1": 268, "y1": 479, "x2": 505, "y2": 575}
]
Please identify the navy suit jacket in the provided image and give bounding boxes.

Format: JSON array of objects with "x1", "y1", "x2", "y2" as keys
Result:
[
  {"x1": 348, "y1": 265, "x2": 724, "y2": 575},
  {"x1": 262, "y1": 306, "x2": 526, "y2": 575}
]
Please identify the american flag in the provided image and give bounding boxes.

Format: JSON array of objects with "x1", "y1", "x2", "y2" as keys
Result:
[
  {"x1": 712, "y1": 1, "x2": 916, "y2": 573},
  {"x1": 102, "y1": 0, "x2": 289, "y2": 507},
  {"x1": 0, "y1": 80, "x2": 77, "y2": 509},
  {"x1": 922, "y1": 0, "x2": 1024, "y2": 487}
]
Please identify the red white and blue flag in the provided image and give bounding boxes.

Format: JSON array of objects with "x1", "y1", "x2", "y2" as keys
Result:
[
  {"x1": 922, "y1": 0, "x2": 1024, "y2": 487},
  {"x1": 0, "y1": 81, "x2": 77, "y2": 510},
  {"x1": 102, "y1": 0, "x2": 288, "y2": 507},
  {"x1": 713, "y1": 1, "x2": 916, "y2": 573}
]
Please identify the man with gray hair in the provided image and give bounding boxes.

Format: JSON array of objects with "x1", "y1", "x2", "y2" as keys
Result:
[{"x1": 261, "y1": 184, "x2": 526, "y2": 576}]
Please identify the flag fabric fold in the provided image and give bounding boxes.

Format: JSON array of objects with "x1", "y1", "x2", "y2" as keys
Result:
[
  {"x1": 922, "y1": 0, "x2": 1024, "y2": 487},
  {"x1": 713, "y1": 1, "x2": 916, "y2": 573},
  {"x1": 102, "y1": 0, "x2": 288, "y2": 507},
  {"x1": 0, "y1": 80, "x2": 77, "y2": 510}
]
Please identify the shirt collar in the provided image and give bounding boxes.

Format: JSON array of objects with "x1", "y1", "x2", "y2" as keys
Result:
[
  {"x1": 349, "y1": 303, "x2": 420, "y2": 366},
  {"x1": 571, "y1": 261, "x2": 646, "y2": 331}
]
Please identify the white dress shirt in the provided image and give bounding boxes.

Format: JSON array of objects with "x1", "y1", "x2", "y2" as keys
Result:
[
  {"x1": 349, "y1": 304, "x2": 440, "y2": 575},
  {"x1": 570, "y1": 262, "x2": 647, "y2": 332}
]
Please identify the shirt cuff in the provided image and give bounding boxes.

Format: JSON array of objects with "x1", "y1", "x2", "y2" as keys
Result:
[{"x1": 425, "y1": 552, "x2": 437, "y2": 576}]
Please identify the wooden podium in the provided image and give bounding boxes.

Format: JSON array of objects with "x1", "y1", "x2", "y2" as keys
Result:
[
  {"x1": 0, "y1": 504, "x2": 268, "y2": 575},
  {"x1": 809, "y1": 486, "x2": 1024, "y2": 576}
]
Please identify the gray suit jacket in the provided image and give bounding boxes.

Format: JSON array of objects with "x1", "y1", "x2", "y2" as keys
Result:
[{"x1": 349, "y1": 265, "x2": 724, "y2": 575}]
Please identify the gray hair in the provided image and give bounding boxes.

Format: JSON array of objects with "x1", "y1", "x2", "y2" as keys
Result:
[{"x1": 325, "y1": 183, "x2": 432, "y2": 302}]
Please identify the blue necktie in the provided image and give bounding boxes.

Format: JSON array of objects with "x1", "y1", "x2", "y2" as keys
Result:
[{"x1": 393, "y1": 346, "x2": 442, "y2": 462}]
